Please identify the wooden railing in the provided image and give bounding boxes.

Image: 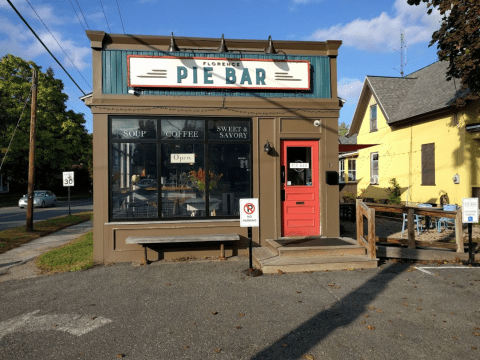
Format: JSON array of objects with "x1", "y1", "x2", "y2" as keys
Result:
[
  {"x1": 356, "y1": 199, "x2": 376, "y2": 259},
  {"x1": 356, "y1": 200, "x2": 464, "y2": 253}
]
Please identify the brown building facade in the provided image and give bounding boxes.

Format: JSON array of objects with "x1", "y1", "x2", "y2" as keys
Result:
[{"x1": 84, "y1": 31, "x2": 341, "y2": 263}]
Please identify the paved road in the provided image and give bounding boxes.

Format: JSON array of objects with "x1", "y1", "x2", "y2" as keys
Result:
[
  {"x1": 0, "y1": 259, "x2": 479, "y2": 359},
  {"x1": 0, "y1": 199, "x2": 93, "y2": 231}
]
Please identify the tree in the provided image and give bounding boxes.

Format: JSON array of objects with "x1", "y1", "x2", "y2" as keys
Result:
[
  {"x1": 407, "y1": 0, "x2": 480, "y2": 106},
  {"x1": 338, "y1": 121, "x2": 350, "y2": 137},
  {"x1": 0, "y1": 54, "x2": 92, "y2": 192}
]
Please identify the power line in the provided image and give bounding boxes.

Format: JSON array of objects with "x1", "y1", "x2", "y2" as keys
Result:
[
  {"x1": 0, "y1": 86, "x2": 32, "y2": 173},
  {"x1": 116, "y1": 0, "x2": 125, "y2": 34},
  {"x1": 69, "y1": 0, "x2": 86, "y2": 32},
  {"x1": 99, "y1": 0, "x2": 111, "y2": 32},
  {"x1": 6, "y1": 0, "x2": 86, "y2": 95},
  {"x1": 74, "y1": 0, "x2": 90, "y2": 30},
  {"x1": 24, "y1": 0, "x2": 92, "y2": 91}
]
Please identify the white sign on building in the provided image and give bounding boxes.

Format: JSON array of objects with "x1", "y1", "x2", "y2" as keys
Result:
[
  {"x1": 170, "y1": 154, "x2": 195, "y2": 164},
  {"x1": 462, "y1": 197, "x2": 479, "y2": 223},
  {"x1": 128, "y1": 56, "x2": 310, "y2": 90},
  {"x1": 240, "y1": 198, "x2": 259, "y2": 227}
]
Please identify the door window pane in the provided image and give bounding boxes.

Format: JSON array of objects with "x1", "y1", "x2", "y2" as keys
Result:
[
  {"x1": 161, "y1": 143, "x2": 205, "y2": 218},
  {"x1": 111, "y1": 118, "x2": 157, "y2": 139},
  {"x1": 208, "y1": 144, "x2": 251, "y2": 216},
  {"x1": 111, "y1": 143, "x2": 157, "y2": 219},
  {"x1": 287, "y1": 147, "x2": 312, "y2": 186}
]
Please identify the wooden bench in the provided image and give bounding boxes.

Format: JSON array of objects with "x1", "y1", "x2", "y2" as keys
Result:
[{"x1": 125, "y1": 234, "x2": 241, "y2": 263}]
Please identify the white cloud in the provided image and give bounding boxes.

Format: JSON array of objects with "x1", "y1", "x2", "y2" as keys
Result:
[
  {"x1": 308, "y1": 0, "x2": 442, "y2": 52},
  {"x1": 338, "y1": 78, "x2": 364, "y2": 102},
  {"x1": 0, "y1": 13, "x2": 91, "y2": 71}
]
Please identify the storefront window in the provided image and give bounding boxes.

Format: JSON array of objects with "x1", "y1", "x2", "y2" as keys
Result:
[
  {"x1": 161, "y1": 143, "x2": 205, "y2": 218},
  {"x1": 109, "y1": 117, "x2": 251, "y2": 221},
  {"x1": 208, "y1": 144, "x2": 251, "y2": 216},
  {"x1": 111, "y1": 143, "x2": 158, "y2": 220}
]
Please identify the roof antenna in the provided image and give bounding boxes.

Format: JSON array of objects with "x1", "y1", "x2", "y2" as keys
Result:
[{"x1": 393, "y1": 31, "x2": 407, "y2": 77}]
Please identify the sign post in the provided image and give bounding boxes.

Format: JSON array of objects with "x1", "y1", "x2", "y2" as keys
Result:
[
  {"x1": 63, "y1": 171, "x2": 74, "y2": 215},
  {"x1": 240, "y1": 198, "x2": 259, "y2": 272},
  {"x1": 462, "y1": 198, "x2": 478, "y2": 263}
]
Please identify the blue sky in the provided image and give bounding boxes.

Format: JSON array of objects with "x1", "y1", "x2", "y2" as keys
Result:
[{"x1": 1, "y1": 0, "x2": 442, "y2": 134}]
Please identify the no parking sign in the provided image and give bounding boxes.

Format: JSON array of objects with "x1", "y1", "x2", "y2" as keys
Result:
[{"x1": 240, "y1": 198, "x2": 259, "y2": 227}]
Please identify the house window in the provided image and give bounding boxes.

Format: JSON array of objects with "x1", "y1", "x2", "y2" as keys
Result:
[
  {"x1": 348, "y1": 159, "x2": 356, "y2": 182},
  {"x1": 370, "y1": 104, "x2": 377, "y2": 132},
  {"x1": 339, "y1": 159, "x2": 345, "y2": 183},
  {"x1": 370, "y1": 152, "x2": 378, "y2": 184},
  {"x1": 421, "y1": 143, "x2": 435, "y2": 185},
  {"x1": 109, "y1": 117, "x2": 252, "y2": 221}
]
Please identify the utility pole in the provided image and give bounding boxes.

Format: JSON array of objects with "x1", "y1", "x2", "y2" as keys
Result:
[{"x1": 26, "y1": 68, "x2": 38, "y2": 232}]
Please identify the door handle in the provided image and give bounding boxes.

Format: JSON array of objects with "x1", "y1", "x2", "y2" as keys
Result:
[{"x1": 296, "y1": 202, "x2": 304, "y2": 205}]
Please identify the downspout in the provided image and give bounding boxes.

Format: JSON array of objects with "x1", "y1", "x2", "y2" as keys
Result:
[{"x1": 408, "y1": 122, "x2": 413, "y2": 204}]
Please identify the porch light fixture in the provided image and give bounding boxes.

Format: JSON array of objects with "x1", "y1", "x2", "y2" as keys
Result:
[
  {"x1": 264, "y1": 36, "x2": 277, "y2": 54},
  {"x1": 217, "y1": 34, "x2": 229, "y2": 53},
  {"x1": 168, "y1": 32, "x2": 180, "y2": 52},
  {"x1": 264, "y1": 140, "x2": 272, "y2": 154}
]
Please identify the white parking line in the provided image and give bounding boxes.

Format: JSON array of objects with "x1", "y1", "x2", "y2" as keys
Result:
[{"x1": 414, "y1": 266, "x2": 480, "y2": 276}]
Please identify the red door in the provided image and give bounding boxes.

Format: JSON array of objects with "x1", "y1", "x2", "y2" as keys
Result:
[{"x1": 281, "y1": 140, "x2": 320, "y2": 237}]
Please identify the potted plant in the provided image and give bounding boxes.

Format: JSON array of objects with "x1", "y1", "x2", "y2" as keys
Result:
[{"x1": 186, "y1": 169, "x2": 223, "y2": 200}]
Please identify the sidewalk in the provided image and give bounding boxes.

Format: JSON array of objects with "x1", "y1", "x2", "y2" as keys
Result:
[{"x1": 0, "y1": 220, "x2": 93, "y2": 275}]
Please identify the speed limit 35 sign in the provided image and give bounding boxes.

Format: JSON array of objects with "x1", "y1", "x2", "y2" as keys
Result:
[{"x1": 63, "y1": 171, "x2": 74, "y2": 187}]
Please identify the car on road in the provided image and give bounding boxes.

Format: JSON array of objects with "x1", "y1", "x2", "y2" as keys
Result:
[{"x1": 18, "y1": 190, "x2": 57, "y2": 208}]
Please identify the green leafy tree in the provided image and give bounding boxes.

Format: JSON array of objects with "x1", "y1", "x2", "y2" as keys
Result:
[
  {"x1": 0, "y1": 54, "x2": 92, "y2": 192},
  {"x1": 338, "y1": 121, "x2": 350, "y2": 137},
  {"x1": 407, "y1": 0, "x2": 480, "y2": 106}
]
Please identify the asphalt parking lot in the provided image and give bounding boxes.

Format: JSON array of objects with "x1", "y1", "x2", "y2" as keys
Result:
[{"x1": 1, "y1": 258, "x2": 479, "y2": 359}]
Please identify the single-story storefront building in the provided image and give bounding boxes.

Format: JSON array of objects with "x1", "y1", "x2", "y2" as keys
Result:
[{"x1": 83, "y1": 31, "x2": 342, "y2": 263}]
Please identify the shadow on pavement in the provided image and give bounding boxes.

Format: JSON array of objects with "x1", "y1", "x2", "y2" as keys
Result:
[{"x1": 251, "y1": 261, "x2": 411, "y2": 360}]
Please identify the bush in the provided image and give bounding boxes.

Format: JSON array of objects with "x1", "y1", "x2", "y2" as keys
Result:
[
  {"x1": 387, "y1": 178, "x2": 402, "y2": 205},
  {"x1": 342, "y1": 191, "x2": 356, "y2": 203}
]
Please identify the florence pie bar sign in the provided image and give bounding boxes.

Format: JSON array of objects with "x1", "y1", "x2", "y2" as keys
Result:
[{"x1": 128, "y1": 56, "x2": 310, "y2": 90}]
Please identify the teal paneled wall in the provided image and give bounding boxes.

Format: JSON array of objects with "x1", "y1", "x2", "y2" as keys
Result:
[{"x1": 102, "y1": 50, "x2": 331, "y2": 98}]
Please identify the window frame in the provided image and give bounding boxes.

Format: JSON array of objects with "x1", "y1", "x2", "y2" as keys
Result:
[
  {"x1": 108, "y1": 116, "x2": 253, "y2": 222},
  {"x1": 370, "y1": 104, "x2": 377, "y2": 132},
  {"x1": 421, "y1": 143, "x2": 435, "y2": 186},
  {"x1": 348, "y1": 158, "x2": 356, "y2": 182},
  {"x1": 370, "y1": 152, "x2": 379, "y2": 185},
  {"x1": 339, "y1": 159, "x2": 345, "y2": 183}
]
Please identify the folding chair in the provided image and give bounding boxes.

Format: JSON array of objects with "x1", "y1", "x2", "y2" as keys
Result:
[{"x1": 437, "y1": 204, "x2": 457, "y2": 232}]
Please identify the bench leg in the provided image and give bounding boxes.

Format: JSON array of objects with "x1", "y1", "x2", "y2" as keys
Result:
[
  {"x1": 143, "y1": 245, "x2": 148, "y2": 264},
  {"x1": 220, "y1": 243, "x2": 225, "y2": 259}
]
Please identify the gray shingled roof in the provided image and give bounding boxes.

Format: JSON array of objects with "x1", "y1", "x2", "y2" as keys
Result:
[
  {"x1": 367, "y1": 61, "x2": 461, "y2": 124},
  {"x1": 339, "y1": 134, "x2": 357, "y2": 144}
]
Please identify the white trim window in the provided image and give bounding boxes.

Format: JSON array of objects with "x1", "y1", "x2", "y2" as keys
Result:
[
  {"x1": 370, "y1": 104, "x2": 377, "y2": 132},
  {"x1": 339, "y1": 159, "x2": 345, "y2": 183},
  {"x1": 370, "y1": 152, "x2": 379, "y2": 184},
  {"x1": 348, "y1": 159, "x2": 356, "y2": 182}
]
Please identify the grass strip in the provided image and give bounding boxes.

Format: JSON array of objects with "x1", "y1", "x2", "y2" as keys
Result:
[
  {"x1": 36, "y1": 231, "x2": 94, "y2": 273},
  {"x1": 0, "y1": 212, "x2": 92, "y2": 254}
]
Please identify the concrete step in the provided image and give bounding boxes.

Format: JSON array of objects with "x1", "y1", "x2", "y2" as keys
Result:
[
  {"x1": 252, "y1": 247, "x2": 277, "y2": 268},
  {"x1": 266, "y1": 238, "x2": 366, "y2": 257},
  {"x1": 258, "y1": 255, "x2": 378, "y2": 274}
]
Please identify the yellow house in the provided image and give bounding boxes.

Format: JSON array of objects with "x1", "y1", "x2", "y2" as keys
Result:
[{"x1": 348, "y1": 61, "x2": 480, "y2": 206}]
